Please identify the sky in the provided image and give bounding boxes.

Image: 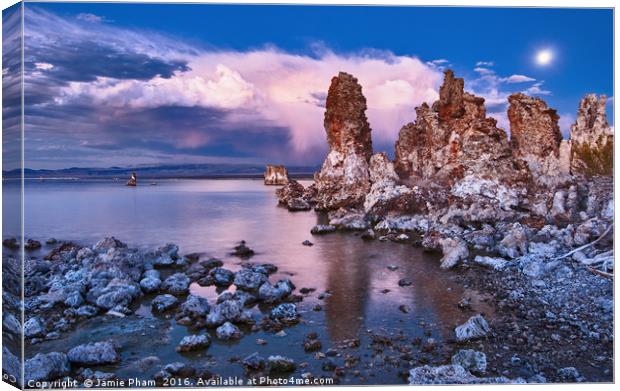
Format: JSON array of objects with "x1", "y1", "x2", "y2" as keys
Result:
[{"x1": 2, "y1": 3, "x2": 614, "y2": 170}]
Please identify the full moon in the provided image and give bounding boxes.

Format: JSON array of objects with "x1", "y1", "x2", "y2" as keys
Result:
[{"x1": 536, "y1": 49, "x2": 553, "y2": 65}]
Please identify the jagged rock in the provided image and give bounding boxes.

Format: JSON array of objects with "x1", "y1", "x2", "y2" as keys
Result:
[
  {"x1": 455, "y1": 315, "x2": 490, "y2": 342},
  {"x1": 216, "y1": 322, "x2": 242, "y2": 340},
  {"x1": 209, "y1": 267, "x2": 235, "y2": 287},
  {"x1": 176, "y1": 334, "x2": 211, "y2": 352},
  {"x1": 232, "y1": 241, "x2": 255, "y2": 258},
  {"x1": 451, "y1": 349, "x2": 487, "y2": 374},
  {"x1": 270, "y1": 303, "x2": 298, "y2": 321},
  {"x1": 25, "y1": 352, "x2": 71, "y2": 382},
  {"x1": 508, "y1": 93, "x2": 569, "y2": 181},
  {"x1": 2, "y1": 238, "x2": 19, "y2": 249},
  {"x1": 24, "y1": 316, "x2": 45, "y2": 338},
  {"x1": 67, "y1": 341, "x2": 120, "y2": 365},
  {"x1": 3, "y1": 313, "x2": 21, "y2": 335},
  {"x1": 140, "y1": 277, "x2": 161, "y2": 293},
  {"x1": 176, "y1": 295, "x2": 211, "y2": 324},
  {"x1": 93, "y1": 237, "x2": 127, "y2": 253},
  {"x1": 314, "y1": 72, "x2": 373, "y2": 210},
  {"x1": 24, "y1": 239, "x2": 42, "y2": 251},
  {"x1": 151, "y1": 294, "x2": 179, "y2": 313},
  {"x1": 95, "y1": 281, "x2": 142, "y2": 309},
  {"x1": 557, "y1": 367, "x2": 586, "y2": 382},
  {"x1": 570, "y1": 94, "x2": 613, "y2": 177},
  {"x1": 363, "y1": 153, "x2": 413, "y2": 215},
  {"x1": 264, "y1": 165, "x2": 289, "y2": 185},
  {"x1": 276, "y1": 180, "x2": 311, "y2": 211},
  {"x1": 328, "y1": 209, "x2": 369, "y2": 230},
  {"x1": 439, "y1": 238, "x2": 469, "y2": 269},
  {"x1": 206, "y1": 299, "x2": 247, "y2": 327}
]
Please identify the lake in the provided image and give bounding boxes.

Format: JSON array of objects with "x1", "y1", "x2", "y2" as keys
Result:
[{"x1": 4, "y1": 178, "x2": 493, "y2": 384}]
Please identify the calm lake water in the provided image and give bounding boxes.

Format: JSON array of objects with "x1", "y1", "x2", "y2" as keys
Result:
[{"x1": 4, "y1": 179, "x2": 493, "y2": 384}]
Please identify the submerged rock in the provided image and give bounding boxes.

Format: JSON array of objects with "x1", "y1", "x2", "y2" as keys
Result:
[
  {"x1": 67, "y1": 341, "x2": 120, "y2": 366},
  {"x1": 455, "y1": 315, "x2": 490, "y2": 342},
  {"x1": 268, "y1": 355, "x2": 296, "y2": 373},
  {"x1": 232, "y1": 241, "x2": 255, "y2": 258},
  {"x1": 310, "y1": 225, "x2": 336, "y2": 235}
]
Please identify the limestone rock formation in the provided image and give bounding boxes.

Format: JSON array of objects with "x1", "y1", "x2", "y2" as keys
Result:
[
  {"x1": 264, "y1": 165, "x2": 289, "y2": 185},
  {"x1": 126, "y1": 172, "x2": 137, "y2": 187},
  {"x1": 314, "y1": 72, "x2": 373, "y2": 210},
  {"x1": 569, "y1": 94, "x2": 613, "y2": 177},
  {"x1": 507, "y1": 93, "x2": 570, "y2": 183}
]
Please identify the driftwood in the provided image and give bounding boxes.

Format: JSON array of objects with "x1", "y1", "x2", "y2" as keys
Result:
[
  {"x1": 587, "y1": 267, "x2": 614, "y2": 279},
  {"x1": 555, "y1": 224, "x2": 614, "y2": 261}
]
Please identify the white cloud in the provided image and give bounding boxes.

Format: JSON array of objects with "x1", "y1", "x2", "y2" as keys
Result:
[
  {"x1": 503, "y1": 74, "x2": 536, "y2": 83},
  {"x1": 474, "y1": 67, "x2": 495, "y2": 76},
  {"x1": 76, "y1": 13, "x2": 104, "y2": 23},
  {"x1": 525, "y1": 82, "x2": 551, "y2": 96},
  {"x1": 60, "y1": 48, "x2": 442, "y2": 154},
  {"x1": 34, "y1": 62, "x2": 54, "y2": 71},
  {"x1": 476, "y1": 61, "x2": 494, "y2": 67}
]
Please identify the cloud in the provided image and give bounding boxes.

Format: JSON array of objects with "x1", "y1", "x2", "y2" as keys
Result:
[
  {"x1": 525, "y1": 82, "x2": 551, "y2": 95},
  {"x1": 76, "y1": 13, "x2": 105, "y2": 23},
  {"x1": 19, "y1": 6, "x2": 443, "y2": 168},
  {"x1": 476, "y1": 61, "x2": 494, "y2": 67},
  {"x1": 474, "y1": 67, "x2": 494, "y2": 76},
  {"x1": 503, "y1": 74, "x2": 536, "y2": 83}
]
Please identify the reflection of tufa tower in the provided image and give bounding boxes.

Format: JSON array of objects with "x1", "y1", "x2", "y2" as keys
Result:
[{"x1": 126, "y1": 172, "x2": 137, "y2": 186}]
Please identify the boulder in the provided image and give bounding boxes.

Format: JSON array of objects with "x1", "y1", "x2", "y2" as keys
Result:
[
  {"x1": 242, "y1": 352, "x2": 266, "y2": 372},
  {"x1": 151, "y1": 294, "x2": 179, "y2": 313},
  {"x1": 216, "y1": 322, "x2": 242, "y2": 340},
  {"x1": 497, "y1": 224, "x2": 529, "y2": 259},
  {"x1": 176, "y1": 334, "x2": 211, "y2": 352},
  {"x1": 24, "y1": 317, "x2": 45, "y2": 338},
  {"x1": 234, "y1": 269, "x2": 268, "y2": 291},
  {"x1": 408, "y1": 365, "x2": 514, "y2": 385},
  {"x1": 455, "y1": 315, "x2": 490, "y2": 342},
  {"x1": 209, "y1": 268, "x2": 235, "y2": 287},
  {"x1": 25, "y1": 352, "x2": 71, "y2": 382},
  {"x1": 268, "y1": 355, "x2": 296, "y2": 373},
  {"x1": 264, "y1": 165, "x2": 289, "y2": 185},
  {"x1": 139, "y1": 277, "x2": 162, "y2": 293},
  {"x1": 310, "y1": 225, "x2": 336, "y2": 235},
  {"x1": 439, "y1": 238, "x2": 469, "y2": 269},
  {"x1": 473, "y1": 256, "x2": 508, "y2": 271},
  {"x1": 176, "y1": 295, "x2": 211, "y2": 322},
  {"x1": 206, "y1": 299, "x2": 244, "y2": 327},
  {"x1": 451, "y1": 349, "x2": 487, "y2": 374},
  {"x1": 270, "y1": 303, "x2": 298, "y2": 321},
  {"x1": 162, "y1": 273, "x2": 190, "y2": 295},
  {"x1": 258, "y1": 279, "x2": 294, "y2": 303},
  {"x1": 67, "y1": 341, "x2": 120, "y2": 366}
]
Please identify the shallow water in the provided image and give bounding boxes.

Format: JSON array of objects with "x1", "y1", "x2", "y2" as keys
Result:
[{"x1": 6, "y1": 179, "x2": 493, "y2": 385}]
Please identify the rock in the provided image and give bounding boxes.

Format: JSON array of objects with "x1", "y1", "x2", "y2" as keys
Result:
[
  {"x1": 76, "y1": 305, "x2": 98, "y2": 318},
  {"x1": 151, "y1": 294, "x2": 179, "y2": 313},
  {"x1": 176, "y1": 334, "x2": 211, "y2": 352},
  {"x1": 276, "y1": 180, "x2": 311, "y2": 211},
  {"x1": 361, "y1": 229, "x2": 376, "y2": 240},
  {"x1": 473, "y1": 256, "x2": 508, "y2": 271},
  {"x1": 557, "y1": 367, "x2": 586, "y2": 382},
  {"x1": 25, "y1": 352, "x2": 71, "y2": 382},
  {"x1": 95, "y1": 281, "x2": 142, "y2": 310},
  {"x1": 455, "y1": 315, "x2": 490, "y2": 342},
  {"x1": 270, "y1": 303, "x2": 298, "y2": 321},
  {"x1": 498, "y1": 223, "x2": 529, "y2": 259},
  {"x1": 232, "y1": 241, "x2": 255, "y2": 258},
  {"x1": 93, "y1": 237, "x2": 127, "y2": 253},
  {"x1": 451, "y1": 349, "x2": 487, "y2": 374},
  {"x1": 328, "y1": 210, "x2": 369, "y2": 230},
  {"x1": 311, "y1": 224, "x2": 337, "y2": 235},
  {"x1": 67, "y1": 341, "x2": 120, "y2": 365},
  {"x1": 216, "y1": 322, "x2": 242, "y2": 340},
  {"x1": 570, "y1": 94, "x2": 613, "y2": 177},
  {"x1": 24, "y1": 239, "x2": 42, "y2": 251},
  {"x1": 176, "y1": 295, "x2": 211, "y2": 323},
  {"x1": 439, "y1": 238, "x2": 469, "y2": 269},
  {"x1": 3, "y1": 347, "x2": 21, "y2": 386},
  {"x1": 287, "y1": 198, "x2": 311, "y2": 211},
  {"x1": 302, "y1": 240, "x2": 313, "y2": 246},
  {"x1": 139, "y1": 276, "x2": 162, "y2": 293},
  {"x1": 264, "y1": 164, "x2": 289, "y2": 185},
  {"x1": 234, "y1": 269, "x2": 268, "y2": 291},
  {"x1": 64, "y1": 291, "x2": 84, "y2": 308},
  {"x1": 268, "y1": 355, "x2": 296, "y2": 373},
  {"x1": 3, "y1": 313, "x2": 21, "y2": 335},
  {"x1": 206, "y1": 299, "x2": 244, "y2": 327},
  {"x1": 126, "y1": 172, "x2": 137, "y2": 186},
  {"x1": 303, "y1": 337, "x2": 322, "y2": 352},
  {"x1": 398, "y1": 279, "x2": 412, "y2": 287},
  {"x1": 46, "y1": 238, "x2": 57, "y2": 245},
  {"x1": 507, "y1": 93, "x2": 567, "y2": 180},
  {"x1": 162, "y1": 273, "x2": 190, "y2": 295},
  {"x1": 314, "y1": 72, "x2": 373, "y2": 210},
  {"x1": 210, "y1": 267, "x2": 235, "y2": 287},
  {"x1": 258, "y1": 279, "x2": 294, "y2": 303},
  {"x1": 24, "y1": 317, "x2": 45, "y2": 338},
  {"x1": 163, "y1": 362, "x2": 195, "y2": 377},
  {"x1": 363, "y1": 153, "x2": 414, "y2": 215},
  {"x1": 2, "y1": 238, "x2": 19, "y2": 249},
  {"x1": 242, "y1": 352, "x2": 266, "y2": 372},
  {"x1": 408, "y1": 364, "x2": 513, "y2": 385}
]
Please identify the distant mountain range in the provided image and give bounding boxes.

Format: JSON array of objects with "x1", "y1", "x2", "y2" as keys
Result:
[{"x1": 3, "y1": 164, "x2": 319, "y2": 179}]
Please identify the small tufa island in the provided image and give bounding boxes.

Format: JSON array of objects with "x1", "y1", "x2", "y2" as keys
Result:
[
  {"x1": 126, "y1": 172, "x2": 137, "y2": 187},
  {"x1": 264, "y1": 165, "x2": 289, "y2": 185}
]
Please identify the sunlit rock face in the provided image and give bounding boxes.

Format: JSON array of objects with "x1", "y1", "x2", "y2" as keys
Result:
[
  {"x1": 569, "y1": 94, "x2": 613, "y2": 178},
  {"x1": 264, "y1": 165, "x2": 289, "y2": 185},
  {"x1": 314, "y1": 72, "x2": 373, "y2": 210},
  {"x1": 507, "y1": 93, "x2": 570, "y2": 185}
]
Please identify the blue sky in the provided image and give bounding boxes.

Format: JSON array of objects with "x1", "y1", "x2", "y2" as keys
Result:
[{"x1": 2, "y1": 3, "x2": 613, "y2": 169}]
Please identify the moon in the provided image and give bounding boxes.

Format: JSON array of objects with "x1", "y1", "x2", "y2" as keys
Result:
[{"x1": 536, "y1": 49, "x2": 553, "y2": 65}]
